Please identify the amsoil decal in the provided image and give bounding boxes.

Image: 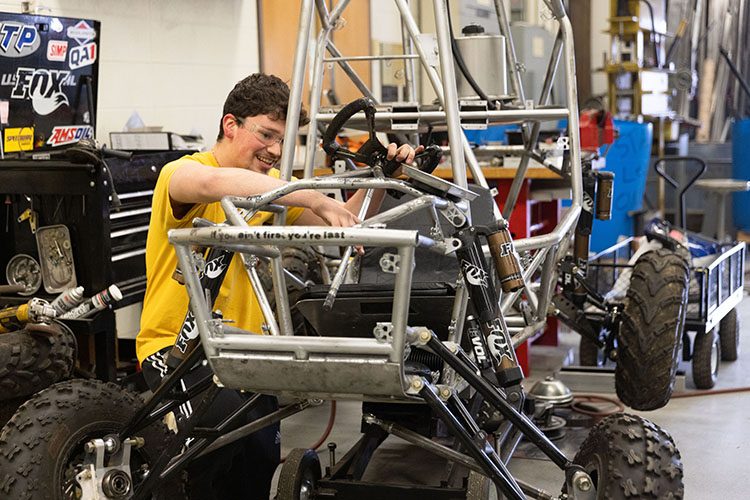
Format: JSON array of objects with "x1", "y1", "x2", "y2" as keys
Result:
[
  {"x1": 11, "y1": 67, "x2": 71, "y2": 115},
  {"x1": 47, "y1": 125, "x2": 93, "y2": 147},
  {"x1": 47, "y1": 40, "x2": 68, "y2": 62},
  {"x1": 0, "y1": 22, "x2": 39, "y2": 58},
  {"x1": 67, "y1": 20, "x2": 96, "y2": 45},
  {"x1": 69, "y1": 42, "x2": 96, "y2": 70},
  {"x1": 4, "y1": 126, "x2": 33, "y2": 152}
]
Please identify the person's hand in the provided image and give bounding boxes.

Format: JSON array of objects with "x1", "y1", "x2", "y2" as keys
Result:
[
  {"x1": 310, "y1": 194, "x2": 361, "y2": 228},
  {"x1": 310, "y1": 194, "x2": 365, "y2": 254},
  {"x1": 385, "y1": 143, "x2": 425, "y2": 177}
]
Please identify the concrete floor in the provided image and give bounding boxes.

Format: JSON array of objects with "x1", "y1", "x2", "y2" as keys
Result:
[{"x1": 273, "y1": 294, "x2": 750, "y2": 499}]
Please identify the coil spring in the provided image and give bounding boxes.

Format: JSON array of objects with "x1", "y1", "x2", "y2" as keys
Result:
[{"x1": 407, "y1": 348, "x2": 443, "y2": 372}]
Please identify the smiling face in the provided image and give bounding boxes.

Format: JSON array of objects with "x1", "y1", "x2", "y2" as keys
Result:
[{"x1": 222, "y1": 113, "x2": 285, "y2": 174}]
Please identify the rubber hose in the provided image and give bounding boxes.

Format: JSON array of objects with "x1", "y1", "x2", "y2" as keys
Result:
[
  {"x1": 445, "y1": 0, "x2": 493, "y2": 107},
  {"x1": 571, "y1": 386, "x2": 750, "y2": 418},
  {"x1": 571, "y1": 393, "x2": 625, "y2": 417},
  {"x1": 280, "y1": 400, "x2": 337, "y2": 462}
]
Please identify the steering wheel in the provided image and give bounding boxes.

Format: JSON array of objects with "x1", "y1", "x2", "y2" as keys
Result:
[
  {"x1": 321, "y1": 97, "x2": 442, "y2": 176},
  {"x1": 319, "y1": 98, "x2": 442, "y2": 311}
]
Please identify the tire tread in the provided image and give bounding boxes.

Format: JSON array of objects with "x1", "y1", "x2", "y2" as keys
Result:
[
  {"x1": 615, "y1": 249, "x2": 689, "y2": 410},
  {"x1": 573, "y1": 413, "x2": 684, "y2": 499}
]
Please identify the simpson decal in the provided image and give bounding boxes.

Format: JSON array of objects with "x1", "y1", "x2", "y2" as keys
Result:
[
  {"x1": 47, "y1": 125, "x2": 93, "y2": 147},
  {"x1": 0, "y1": 22, "x2": 40, "y2": 58},
  {"x1": 4, "y1": 126, "x2": 33, "y2": 152},
  {"x1": 11, "y1": 67, "x2": 70, "y2": 115},
  {"x1": 47, "y1": 40, "x2": 68, "y2": 62},
  {"x1": 67, "y1": 20, "x2": 95, "y2": 45},
  {"x1": 69, "y1": 42, "x2": 96, "y2": 70}
]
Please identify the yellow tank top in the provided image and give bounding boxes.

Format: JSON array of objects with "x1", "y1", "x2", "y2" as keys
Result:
[{"x1": 135, "y1": 151, "x2": 304, "y2": 362}]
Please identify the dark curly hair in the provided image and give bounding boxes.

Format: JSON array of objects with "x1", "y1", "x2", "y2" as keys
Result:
[{"x1": 217, "y1": 73, "x2": 309, "y2": 141}]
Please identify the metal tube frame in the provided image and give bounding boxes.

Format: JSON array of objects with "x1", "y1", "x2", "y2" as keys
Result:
[
  {"x1": 280, "y1": 0, "x2": 582, "y2": 323},
  {"x1": 127, "y1": 1, "x2": 584, "y2": 497},
  {"x1": 68, "y1": 3, "x2": 590, "y2": 499}
]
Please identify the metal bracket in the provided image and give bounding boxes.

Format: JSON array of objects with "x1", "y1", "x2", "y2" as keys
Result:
[
  {"x1": 416, "y1": 33, "x2": 439, "y2": 67},
  {"x1": 191, "y1": 252, "x2": 206, "y2": 275},
  {"x1": 542, "y1": 135, "x2": 570, "y2": 170},
  {"x1": 405, "y1": 375, "x2": 427, "y2": 395},
  {"x1": 568, "y1": 470, "x2": 596, "y2": 500},
  {"x1": 373, "y1": 322, "x2": 393, "y2": 343},
  {"x1": 77, "y1": 437, "x2": 137, "y2": 500},
  {"x1": 389, "y1": 102, "x2": 420, "y2": 131},
  {"x1": 435, "y1": 384, "x2": 453, "y2": 402},
  {"x1": 379, "y1": 252, "x2": 400, "y2": 273},
  {"x1": 459, "y1": 100, "x2": 488, "y2": 130},
  {"x1": 440, "y1": 202, "x2": 467, "y2": 228}
]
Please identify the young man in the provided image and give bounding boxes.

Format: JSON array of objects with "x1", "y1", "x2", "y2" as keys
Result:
[{"x1": 136, "y1": 73, "x2": 419, "y2": 499}]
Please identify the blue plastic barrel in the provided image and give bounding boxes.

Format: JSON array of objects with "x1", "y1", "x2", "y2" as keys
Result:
[{"x1": 732, "y1": 119, "x2": 750, "y2": 231}]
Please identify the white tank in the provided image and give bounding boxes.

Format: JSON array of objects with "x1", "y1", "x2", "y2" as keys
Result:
[{"x1": 455, "y1": 24, "x2": 507, "y2": 100}]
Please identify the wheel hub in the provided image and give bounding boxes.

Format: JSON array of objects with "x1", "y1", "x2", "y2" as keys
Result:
[
  {"x1": 102, "y1": 469, "x2": 132, "y2": 498},
  {"x1": 299, "y1": 477, "x2": 314, "y2": 500}
]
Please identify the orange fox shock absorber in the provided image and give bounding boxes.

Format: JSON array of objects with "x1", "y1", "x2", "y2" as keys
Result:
[
  {"x1": 456, "y1": 221, "x2": 524, "y2": 387},
  {"x1": 595, "y1": 171, "x2": 614, "y2": 220},
  {"x1": 486, "y1": 221, "x2": 525, "y2": 293}
]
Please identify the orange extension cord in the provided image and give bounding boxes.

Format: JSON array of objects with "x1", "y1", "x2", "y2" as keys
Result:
[
  {"x1": 280, "y1": 400, "x2": 337, "y2": 462},
  {"x1": 279, "y1": 387, "x2": 750, "y2": 460},
  {"x1": 571, "y1": 386, "x2": 750, "y2": 417}
]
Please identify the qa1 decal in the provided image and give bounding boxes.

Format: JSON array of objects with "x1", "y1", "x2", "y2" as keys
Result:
[
  {"x1": 11, "y1": 67, "x2": 70, "y2": 115},
  {"x1": 47, "y1": 125, "x2": 93, "y2": 147},
  {"x1": 0, "y1": 22, "x2": 40, "y2": 58},
  {"x1": 69, "y1": 41, "x2": 96, "y2": 70}
]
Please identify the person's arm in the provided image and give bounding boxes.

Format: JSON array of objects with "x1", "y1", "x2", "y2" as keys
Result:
[
  {"x1": 168, "y1": 161, "x2": 358, "y2": 227},
  {"x1": 293, "y1": 142, "x2": 422, "y2": 225}
]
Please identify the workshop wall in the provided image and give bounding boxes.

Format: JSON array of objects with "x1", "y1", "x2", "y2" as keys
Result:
[
  {"x1": 589, "y1": 1, "x2": 609, "y2": 100},
  {"x1": 0, "y1": 0, "x2": 259, "y2": 149}
]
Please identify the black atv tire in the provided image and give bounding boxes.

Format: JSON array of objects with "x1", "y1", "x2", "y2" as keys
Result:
[
  {"x1": 718, "y1": 307, "x2": 740, "y2": 361},
  {"x1": 579, "y1": 337, "x2": 605, "y2": 367},
  {"x1": 277, "y1": 448, "x2": 321, "y2": 500},
  {"x1": 692, "y1": 329, "x2": 720, "y2": 389},
  {"x1": 0, "y1": 396, "x2": 26, "y2": 430},
  {"x1": 0, "y1": 379, "x2": 185, "y2": 500},
  {"x1": 573, "y1": 413, "x2": 684, "y2": 499},
  {"x1": 615, "y1": 249, "x2": 689, "y2": 410},
  {"x1": 0, "y1": 322, "x2": 76, "y2": 402}
]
